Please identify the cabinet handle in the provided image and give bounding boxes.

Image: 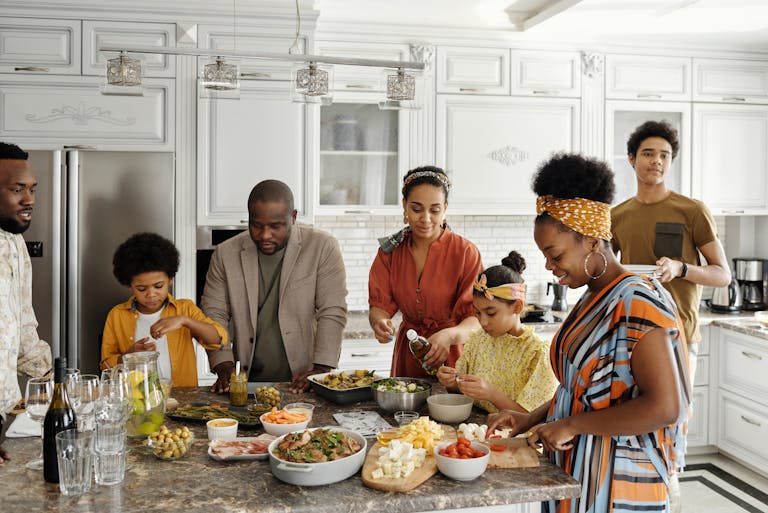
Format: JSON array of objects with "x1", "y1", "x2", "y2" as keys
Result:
[
  {"x1": 740, "y1": 415, "x2": 762, "y2": 427},
  {"x1": 63, "y1": 145, "x2": 97, "y2": 150},
  {"x1": 350, "y1": 353, "x2": 376, "y2": 357},
  {"x1": 722, "y1": 210, "x2": 745, "y2": 214},
  {"x1": 532, "y1": 90, "x2": 559, "y2": 95},
  {"x1": 636, "y1": 94, "x2": 662, "y2": 99},
  {"x1": 345, "y1": 84, "x2": 374, "y2": 89},
  {"x1": 344, "y1": 210, "x2": 373, "y2": 214},
  {"x1": 239, "y1": 219, "x2": 249, "y2": 224},
  {"x1": 459, "y1": 87, "x2": 485, "y2": 92},
  {"x1": 14, "y1": 66, "x2": 49, "y2": 72},
  {"x1": 240, "y1": 72, "x2": 272, "y2": 79},
  {"x1": 722, "y1": 97, "x2": 746, "y2": 102},
  {"x1": 741, "y1": 350, "x2": 763, "y2": 360}
]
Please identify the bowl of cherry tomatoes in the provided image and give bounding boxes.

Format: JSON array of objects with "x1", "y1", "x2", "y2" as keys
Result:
[{"x1": 434, "y1": 437, "x2": 490, "y2": 481}]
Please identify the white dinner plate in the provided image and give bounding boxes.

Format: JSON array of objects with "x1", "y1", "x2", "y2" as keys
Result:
[
  {"x1": 208, "y1": 437, "x2": 270, "y2": 461},
  {"x1": 624, "y1": 264, "x2": 660, "y2": 277}
]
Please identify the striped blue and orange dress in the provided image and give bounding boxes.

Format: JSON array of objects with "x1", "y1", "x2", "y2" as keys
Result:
[{"x1": 544, "y1": 272, "x2": 691, "y2": 513}]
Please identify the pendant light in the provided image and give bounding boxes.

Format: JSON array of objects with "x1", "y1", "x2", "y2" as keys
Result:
[
  {"x1": 101, "y1": 51, "x2": 143, "y2": 96},
  {"x1": 291, "y1": 61, "x2": 333, "y2": 105},
  {"x1": 379, "y1": 67, "x2": 421, "y2": 110},
  {"x1": 199, "y1": 0, "x2": 241, "y2": 99}
]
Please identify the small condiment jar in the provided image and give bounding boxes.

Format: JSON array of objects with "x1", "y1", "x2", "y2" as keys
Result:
[{"x1": 229, "y1": 371, "x2": 248, "y2": 407}]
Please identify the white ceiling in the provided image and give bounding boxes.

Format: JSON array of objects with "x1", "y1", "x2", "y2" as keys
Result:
[{"x1": 315, "y1": 0, "x2": 768, "y2": 53}]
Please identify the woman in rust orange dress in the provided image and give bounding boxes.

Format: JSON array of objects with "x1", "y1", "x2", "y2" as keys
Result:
[{"x1": 368, "y1": 166, "x2": 482, "y2": 378}]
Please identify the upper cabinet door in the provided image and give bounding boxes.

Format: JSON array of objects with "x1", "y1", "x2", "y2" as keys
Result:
[
  {"x1": 692, "y1": 103, "x2": 768, "y2": 214},
  {"x1": 510, "y1": 50, "x2": 581, "y2": 98},
  {"x1": 606, "y1": 54, "x2": 691, "y2": 101},
  {"x1": 436, "y1": 95, "x2": 580, "y2": 215},
  {"x1": 694, "y1": 58, "x2": 768, "y2": 104},
  {"x1": 82, "y1": 20, "x2": 176, "y2": 78},
  {"x1": 437, "y1": 46, "x2": 510, "y2": 95},
  {"x1": 317, "y1": 40, "x2": 411, "y2": 92},
  {"x1": 0, "y1": 17, "x2": 81, "y2": 75}
]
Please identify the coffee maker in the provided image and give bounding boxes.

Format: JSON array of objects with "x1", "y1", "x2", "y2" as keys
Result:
[
  {"x1": 733, "y1": 257, "x2": 767, "y2": 311},
  {"x1": 547, "y1": 281, "x2": 568, "y2": 312}
]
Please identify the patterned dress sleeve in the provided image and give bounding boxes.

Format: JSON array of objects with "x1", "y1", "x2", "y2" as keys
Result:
[{"x1": 515, "y1": 339, "x2": 557, "y2": 412}]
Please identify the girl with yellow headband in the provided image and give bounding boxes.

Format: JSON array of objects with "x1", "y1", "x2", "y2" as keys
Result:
[{"x1": 437, "y1": 251, "x2": 558, "y2": 414}]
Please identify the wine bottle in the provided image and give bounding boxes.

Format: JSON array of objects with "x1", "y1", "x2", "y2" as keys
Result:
[
  {"x1": 43, "y1": 356, "x2": 77, "y2": 483},
  {"x1": 406, "y1": 329, "x2": 438, "y2": 375}
]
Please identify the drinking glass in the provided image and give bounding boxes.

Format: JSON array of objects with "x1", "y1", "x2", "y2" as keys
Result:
[
  {"x1": 55, "y1": 429, "x2": 93, "y2": 496},
  {"x1": 24, "y1": 377, "x2": 52, "y2": 470},
  {"x1": 74, "y1": 375, "x2": 100, "y2": 431},
  {"x1": 93, "y1": 422, "x2": 127, "y2": 485}
]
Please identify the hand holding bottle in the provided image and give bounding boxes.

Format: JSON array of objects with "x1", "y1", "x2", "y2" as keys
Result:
[{"x1": 422, "y1": 328, "x2": 454, "y2": 369}]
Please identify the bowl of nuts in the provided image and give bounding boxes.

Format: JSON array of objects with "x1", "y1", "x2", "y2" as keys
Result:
[{"x1": 147, "y1": 425, "x2": 195, "y2": 460}]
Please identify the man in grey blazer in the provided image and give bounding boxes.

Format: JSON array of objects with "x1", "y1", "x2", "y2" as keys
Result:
[{"x1": 201, "y1": 180, "x2": 347, "y2": 393}]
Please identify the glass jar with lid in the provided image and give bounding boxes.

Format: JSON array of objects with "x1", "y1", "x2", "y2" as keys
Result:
[{"x1": 121, "y1": 351, "x2": 165, "y2": 437}]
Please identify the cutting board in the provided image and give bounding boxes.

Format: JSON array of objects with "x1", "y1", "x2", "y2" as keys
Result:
[
  {"x1": 485, "y1": 438, "x2": 540, "y2": 469},
  {"x1": 361, "y1": 425, "x2": 456, "y2": 493}
]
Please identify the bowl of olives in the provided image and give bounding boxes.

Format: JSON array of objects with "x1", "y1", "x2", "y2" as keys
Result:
[{"x1": 147, "y1": 425, "x2": 195, "y2": 460}]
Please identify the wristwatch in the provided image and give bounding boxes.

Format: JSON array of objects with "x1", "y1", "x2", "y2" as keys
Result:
[{"x1": 679, "y1": 262, "x2": 688, "y2": 279}]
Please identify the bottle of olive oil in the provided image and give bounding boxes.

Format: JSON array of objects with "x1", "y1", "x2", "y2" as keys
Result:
[
  {"x1": 406, "y1": 329, "x2": 438, "y2": 375},
  {"x1": 43, "y1": 356, "x2": 77, "y2": 483}
]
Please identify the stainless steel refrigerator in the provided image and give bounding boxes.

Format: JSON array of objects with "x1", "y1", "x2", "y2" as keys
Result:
[{"x1": 24, "y1": 149, "x2": 175, "y2": 375}]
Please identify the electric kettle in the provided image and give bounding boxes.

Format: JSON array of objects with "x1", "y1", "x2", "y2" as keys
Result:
[{"x1": 708, "y1": 277, "x2": 743, "y2": 313}]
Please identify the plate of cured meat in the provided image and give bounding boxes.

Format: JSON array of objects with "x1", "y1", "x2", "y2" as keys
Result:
[{"x1": 208, "y1": 434, "x2": 277, "y2": 461}]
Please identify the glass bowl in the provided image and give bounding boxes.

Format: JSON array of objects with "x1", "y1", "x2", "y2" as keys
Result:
[{"x1": 147, "y1": 426, "x2": 195, "y2": 460}]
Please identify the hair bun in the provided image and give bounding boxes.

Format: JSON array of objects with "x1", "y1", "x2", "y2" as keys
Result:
[{"x1": 501, "y1": 251, "x2": 526, "y2": 274}]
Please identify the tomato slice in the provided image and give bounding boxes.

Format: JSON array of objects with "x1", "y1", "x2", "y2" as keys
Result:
[{"x1": 489, "y1": 443, "x2": 506, "y2": 452}]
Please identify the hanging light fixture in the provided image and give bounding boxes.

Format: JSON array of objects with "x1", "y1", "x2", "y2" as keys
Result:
[
  {"x1": 379, "y1": 67, "x2": 421, "y2": 110},
  {"x1": 291, "y1": 61, "x2": 333, "y2": 105},
  {"x1": 199, "y1": 56, "x2": 240, "y2": 98},
  {"x1": 100, "y1": 51, "x2": 143, "y2": 96}
]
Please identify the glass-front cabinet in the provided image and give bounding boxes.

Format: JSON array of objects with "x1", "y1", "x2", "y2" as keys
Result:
[
  {"x1": 317, "y1": 96, "x2": 409, "y2": 212},
  {"x1": 604, "y1": 100, "x2": 691, "y2": 206}
]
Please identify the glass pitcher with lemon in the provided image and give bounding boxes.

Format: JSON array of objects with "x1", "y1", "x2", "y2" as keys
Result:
[{"x1": 120, "y1": 351, "x2": 166, "y2": 437}]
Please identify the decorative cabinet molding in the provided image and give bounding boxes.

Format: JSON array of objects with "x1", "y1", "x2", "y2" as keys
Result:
[
  {"x1": 436, "y1": 46, "x2": 510, "y2": 95},
  {"x1": 198, "y1": 81, "x2": 308, "y2": 225},
  {"x1": 436, "y1": 95, "x2": 580, "y2": 214},
  {"x1": 692, "y1": 103, "x2": 768, "y2": 214},
  {"x1": 693, "y1": 58, "x2": 768, "y2": 104},
  {"x1": 606, "y1": 54, "x2": 692, "y2": 101},
  {"x1": 316, "y1": 40, "x2": 411, "y2": 91},
  {"x1": 0, "y1": 17, "x2": 81, "y2": 74},
  {"x1": 510, "y1": 50, "x2": 581, "y2": 98},
  {"x1": 0, "y1": 74, "x2": 174, "y2": 150},
  {"x1": 82, "y1": 20, "x2": 176, "y2": 77}
]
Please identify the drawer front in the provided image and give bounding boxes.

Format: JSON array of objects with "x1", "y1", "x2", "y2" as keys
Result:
[
  {"x1": 719, "y1": 329, "x2": 768, "y2": 400},
  {"x1": 0, "y1": 74, "x2": 174, "y2": 150},
  {"x1": 606, "y1": 54, "x2": 691, "y2": 101},
  {"x1": 693, "y1": 354, "x2": 709, "y2": 387},
  {"x1": 437, "y1": 46, "x2": 510, "y2": 95},
  {"x1": 82, "y1": 20, "x2": 176, "y2": 77},
  {"x1": 510, "y1": 50, "x2": 581, "y2": 97},
  {"x1": 694, "y1": 58, "x2": 768, "y2": 104},
  {"x1": 687, "y1": 386, "x2": 709, "y2": 448},
  {"x1": 717, "y1": 391, "x2": 768, "y2": 473},
  {"x1": 0, "y1": 17, "x2": 81, "y2": 74}
]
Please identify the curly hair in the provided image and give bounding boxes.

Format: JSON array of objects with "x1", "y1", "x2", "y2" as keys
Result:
[
  {"x1": 402, "y1": 165, "x2": 450, "y2": 200},
  {"x1": 112, "y1": 232, "x2": 179, "y2": 286},
  {"x1": 474, "y1": 251, "x2": 527, "y2": 305},
  {"x1": 0, "y1": 142, "x2": 28, "y2": 160},
  {"x1": 626, "y1": 120, "x2": 679, "y2": 160}
]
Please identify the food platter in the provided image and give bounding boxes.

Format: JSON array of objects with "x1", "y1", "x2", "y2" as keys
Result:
[
  {"x1": 308, "y1": 371, "x2": 380, "y2": 404},
  {"x1": 167, "y1": 403, "x2": 263, "y2": 429},
  {"x1": 208, "y1": 436, "x2": 276, "y2": 461}
]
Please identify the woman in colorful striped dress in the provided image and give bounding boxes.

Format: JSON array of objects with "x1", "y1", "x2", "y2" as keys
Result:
[{"x1": 488, "y1": 153, "x2": 691, "y2": 513}]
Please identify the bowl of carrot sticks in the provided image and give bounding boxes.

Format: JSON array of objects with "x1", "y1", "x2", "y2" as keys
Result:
[{"x1": 260, "y1": 406, "x2": 311, "y2": 436}]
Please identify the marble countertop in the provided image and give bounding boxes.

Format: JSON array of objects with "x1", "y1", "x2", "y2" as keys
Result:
[{"x1": 1, "y1": 385, "x2": 579, "y2": 513}]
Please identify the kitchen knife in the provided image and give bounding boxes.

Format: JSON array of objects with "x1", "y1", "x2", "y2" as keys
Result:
[{"x1": 482, "y1": 436, "x2": 529, "y2": 448}]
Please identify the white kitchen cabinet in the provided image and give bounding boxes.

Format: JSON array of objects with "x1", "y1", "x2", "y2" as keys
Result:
[
  {"x1": 197, "y1": 81, "x2": 308, "y2": 225},
  {"x1": 605, "y1": 54, "x2": 691, "y2": 101},
  {"x1": 82, "y1": 20, "x2": 176, "y2": 78},
  {"x1": 717, "y1": 390, "x2": 768, "y2": 476},
  {"x1": 692, "y1": 103, "x2": 768, "y2": 214},
  {"x1": 317, "y1": 40, "x2": 411, "y2": 92},
  {"x1": 687, "y1": 324, "x2": 711, "y2": 449},
  {"x1": 693, "y1": 58, "x2": 768, "y2": 104},
  {"x1": 510, "y1": 50, "x2": 581, "y2": 98},
  {"x1": 437, "y1": 46, "x2": 510, "y2": 95},
  {"x1": 0, "y1": 74, "x2": 174, "y2": 150},
  {"x1": 436, "y1": 95, "x2": 580, "y2": 214},
  {"x1": 717, "y1": 327, "x2": 768, "y2": 401},
  {"x1": 604, "y1": 100, "x2": 691, "y2": 206},
  {"x1": 337, "y1": 338, "x2": 393, "y2": 377},
  {"x1": 0, "y1": 17, "x2": 81, "y2": 75}
]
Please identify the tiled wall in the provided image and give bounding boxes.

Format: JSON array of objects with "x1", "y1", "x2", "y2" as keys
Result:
[{"x1": 314, "y1": 214, "x2": 728, "y2": 312}]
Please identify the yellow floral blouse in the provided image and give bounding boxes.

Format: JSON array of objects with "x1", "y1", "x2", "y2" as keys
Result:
[{"x1": 455, "y1": 326, "x2": 558, "y2": 413}]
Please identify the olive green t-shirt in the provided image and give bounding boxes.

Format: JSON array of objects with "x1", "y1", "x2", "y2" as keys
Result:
[
  {"x1": 611, "y1": 191, "x2": 719, "y2": 344},
  {"x1": 249, "y1": 247, "x2": 292, "y2": 381}
]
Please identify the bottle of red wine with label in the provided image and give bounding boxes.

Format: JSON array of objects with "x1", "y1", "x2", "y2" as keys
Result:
[{"x1": 43, "y1": 356, "x2": 77, "y2": 483}]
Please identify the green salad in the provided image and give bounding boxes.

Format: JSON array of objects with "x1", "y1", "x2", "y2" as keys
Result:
[{"x1": 372, "y1": 378, "x2": 430, "y2": 393}]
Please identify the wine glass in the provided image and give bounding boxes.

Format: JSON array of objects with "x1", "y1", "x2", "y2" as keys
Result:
[
  {"x1": 24, "y1": 377, "x2": 52, "y2": 470},
  {"x1": 66, "y1": 368, "x2": 82, "y2": 413},
  {"x1": 75, "y1": 375, "x2": 100, "y2": 431}
]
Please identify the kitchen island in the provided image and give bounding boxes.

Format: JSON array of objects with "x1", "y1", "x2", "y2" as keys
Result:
[{"x1": 1, "y1": 385, "x2": 579, "y2": 513}]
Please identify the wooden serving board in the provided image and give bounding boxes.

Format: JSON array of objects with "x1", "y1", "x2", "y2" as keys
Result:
[
  {"x1": 361, "y1": 425, "x2": 456, "y2": 493},
  {"x1": 486, "y1": 438, "x2": 540, "y2": 469}
]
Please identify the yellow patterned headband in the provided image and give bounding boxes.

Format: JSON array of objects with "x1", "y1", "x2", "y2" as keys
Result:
[
  {"x1": 536, "y1": 195, "x2": 612, "y2": 241},
  {"x1": 473, "y1": 274, "x2": 526, "y2": 302}
]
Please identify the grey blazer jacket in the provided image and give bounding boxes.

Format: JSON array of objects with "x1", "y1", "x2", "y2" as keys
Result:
[{"x1": 201, "y1": 224, "x2": 348, "y2": 375}]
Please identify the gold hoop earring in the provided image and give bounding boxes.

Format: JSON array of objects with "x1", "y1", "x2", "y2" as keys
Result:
[
  {"x1": 403, "y1": 212, "x2": 409, "y2": 225},
  {"x1": 584, "y1": 251, "x2": 608, "y2": 280}
]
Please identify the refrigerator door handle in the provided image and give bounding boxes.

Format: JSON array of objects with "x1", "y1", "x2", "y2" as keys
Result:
[
  {"x1": 51, "y1": 151, "x2": 63, "y2": 358},
  {"x1": 66, "y1": 151, "x2": 80, "y2": 367}
]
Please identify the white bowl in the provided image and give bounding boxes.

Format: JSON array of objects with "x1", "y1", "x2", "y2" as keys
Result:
[
  {"x1": 260, "y1": 412, "x2": 310, "y2": 436},
  {"x1": 427, "y1": 393, "x2": 473, "y2": 424},
  {"x1": 207, "y1": 418, "x2": 238, "y2": 441},
  {"x1": 283, "y1": 402, "x2": 315, "y2": 421},
  {"x1": 434, "y1": 441, "x2": 490, "y2": 481}
]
